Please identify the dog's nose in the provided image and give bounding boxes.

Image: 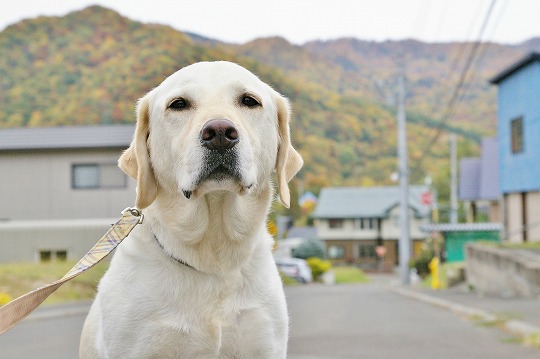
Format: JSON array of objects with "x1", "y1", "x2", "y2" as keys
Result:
[{"x1": 200, "y1": 119, "x2": 239, "y2": 151}]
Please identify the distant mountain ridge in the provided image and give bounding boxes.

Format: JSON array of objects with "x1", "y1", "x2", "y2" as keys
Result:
[
  {"x1": 1, "y1": 5, "x2": 538, "y2": 193},
  {"x1": 233, "y1": 36, "x2": 538, "y2": 133}
]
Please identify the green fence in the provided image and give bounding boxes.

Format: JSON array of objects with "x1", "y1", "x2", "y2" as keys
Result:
[{"x1": 445, "y1": 230, "x2": 500, "y2": 262}]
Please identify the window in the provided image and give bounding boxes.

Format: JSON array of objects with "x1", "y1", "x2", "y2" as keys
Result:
[
  {"x1": 358, "y1": 243, "x2": 377, "y2": 259},
  {"x1": 360, "y1": 218, "x2": 375, "y2": 230},
  {"x1": 328, "y1": 219, "x2": 344, "y2": 229},
  {"x1": 511, "y1": 116, "x2": 524, "y2": 153},
  {"x1": 56, "y1": 250, "x2": 67, "y2": 261},
  {"x1": 39, "y1": 250, "x2": 67, "y2": 262},
  {"x1": 40, "y1": 251, "x2": 52, "y2": 262},
  {"x1": 72, "y1": 163, "x2": 126, "y2": 189},
  {"x1": 328, "y1": 245, "x2": 345, "y2": 259}
]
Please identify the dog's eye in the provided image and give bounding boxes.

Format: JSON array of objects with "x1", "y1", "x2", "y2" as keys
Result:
[
  {"x1": 169, "y1": 98, "x2": 188, "y2": 110},
  {"x1": 241, "y1": 95, "x2": 260, "y2": 108}
]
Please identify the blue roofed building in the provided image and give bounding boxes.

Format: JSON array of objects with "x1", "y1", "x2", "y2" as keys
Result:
[
  {"x1": 490, "y1": 53, "x2": 540, "y2": 243},
  {"x1": 312, "y1": 186, "x2": 431, "y2": 269}
]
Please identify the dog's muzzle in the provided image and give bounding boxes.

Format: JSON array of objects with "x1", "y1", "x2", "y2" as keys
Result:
[
  {"x1": 186, "y1": 119, "x2": 242, "y2": 197},
  {"x1": 200, "y1": 119, "x2": 239, "y2": 152}
]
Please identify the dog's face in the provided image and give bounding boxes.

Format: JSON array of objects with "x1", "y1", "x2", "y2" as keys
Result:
[{"x1": 119, "y1": 61, "x2": 303, "y2": 209}]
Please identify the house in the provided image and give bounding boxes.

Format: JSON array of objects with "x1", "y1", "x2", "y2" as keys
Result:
[
  {"x1": 490, "y1": 52, "x2": 540, "y2": 243},
  {"x1": 312, "y1": 186, "x2": 431, "y2": 268},
  {"x1": 0, "y1": 125, "x2": 136, "y2": 263},
  {"x1": 286, "y1": 226, "x2": 318, "y2": 241},
  {"x1": 459, "y1": 137, "x2": 500, "y2": 222},
  {"x1": 0, "y1": 125, "x2": 136, "y2": 220}
]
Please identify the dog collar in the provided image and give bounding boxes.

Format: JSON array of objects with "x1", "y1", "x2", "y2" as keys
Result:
[{"x1": 153, "y1": 234, "x2": 197, "y2": 271}]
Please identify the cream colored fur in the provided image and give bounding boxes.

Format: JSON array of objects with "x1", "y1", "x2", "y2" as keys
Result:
[{"x1": 79, "y1": 61, "x2": 303, "y2": 359}]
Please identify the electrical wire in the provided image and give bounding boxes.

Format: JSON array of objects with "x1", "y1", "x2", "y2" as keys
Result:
[
  {"x1": 410, "y1": 0, "x2": 499, "y2": 176},
  {"x1": 454, "y1": 0, "x2": 510, "y2": 108}
]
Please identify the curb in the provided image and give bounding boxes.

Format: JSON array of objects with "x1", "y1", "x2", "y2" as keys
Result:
[{"x1": 388, "y1": 286, "x2": 540, "y2": 340}]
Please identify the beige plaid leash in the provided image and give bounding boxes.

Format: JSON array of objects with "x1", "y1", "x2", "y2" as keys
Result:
[{"x1": 0, "y1": 207, "x2": 143, "y2": 335}]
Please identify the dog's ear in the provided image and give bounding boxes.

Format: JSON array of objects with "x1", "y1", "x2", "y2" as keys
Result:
[
  {"x1": 119, "y1": 95, "x2": 158, "y2": 209},
  {"x1": 275, "y1": 94, "x2": 303, "y2": 208}
]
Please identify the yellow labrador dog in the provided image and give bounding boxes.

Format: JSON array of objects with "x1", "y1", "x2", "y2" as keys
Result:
[{"x1": 79, "y1": 61, "x2": 303, "y2": 359}]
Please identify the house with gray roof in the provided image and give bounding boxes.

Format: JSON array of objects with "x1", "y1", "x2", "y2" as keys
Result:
[
  {"x1": 312, "y1": 186, "x2": 431, "y2": 268},
  {"x1": 0, "y1": 125, "x2": 136, "y2": 263},
  {"x1": 0, "y1": 125, "x2": 136, "y2": 221}
]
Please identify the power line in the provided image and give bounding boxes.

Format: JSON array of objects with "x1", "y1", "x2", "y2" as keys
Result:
[
  {"x1": 411, "y1": 0, "x2": 499, "y2": 176},
  {"x1": 453, "y1": 0, "x2": 510, "y2": 108},
  {"x1": 430, "y1": 0, "x2": 508, "y2": 150},
  {"x1": 440, "y1": 0, "x2": 489, "y2": 87}
]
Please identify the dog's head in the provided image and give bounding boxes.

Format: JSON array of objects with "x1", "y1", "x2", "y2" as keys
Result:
[{"x1": 119, "y1": 61, "x2": 303, "y2": 209}]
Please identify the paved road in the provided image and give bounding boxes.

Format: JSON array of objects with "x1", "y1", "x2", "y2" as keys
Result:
[
  {"x1": 1, "y1": 284, "x2": 538, "y2": 358},
  {"x1": 286, "y1": 284, "x2": 538, "y2": 359}
]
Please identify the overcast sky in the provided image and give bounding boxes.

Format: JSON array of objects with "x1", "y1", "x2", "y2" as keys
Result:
[{"x1": 1, "y1": 0, "x2": 539, "y2": 45}]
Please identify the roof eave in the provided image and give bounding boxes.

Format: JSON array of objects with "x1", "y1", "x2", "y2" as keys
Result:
[{"x1": 490, "y1": 52, "x2": 540, "y2": 85}]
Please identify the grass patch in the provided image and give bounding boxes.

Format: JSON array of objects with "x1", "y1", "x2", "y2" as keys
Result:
[
  {"x1": 499, "y1": 332, "x2": 540, "y2": 348},
  {"x1": 500, "y1": 336, "x2": 522, "y2": 345},
  {"x1": 279, "y1": 272, "x2": 300, "y2": 286},
  {"x1": 0, "y1": 261, "x2": 108, "y2": 305},
  {"x1": 499, "y1": 242, "x2": 540, "y2": 250},
  {"x1": 421, "y1": 262, "x2": 466, "y2": 289},
  {"x1": 333, "y1": 266, "x2": 370, "y2": 284},
  {"x1": 523, "y1": 332, "x2": 540, "y2": 348}
]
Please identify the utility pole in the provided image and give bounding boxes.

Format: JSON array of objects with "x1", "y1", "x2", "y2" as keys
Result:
[
  {"x1": 397, "y1": 65, "x2": 411, "y2": 285},
  {"x1": 450, "y1": 134, "x2": 458, "y2": 224}
]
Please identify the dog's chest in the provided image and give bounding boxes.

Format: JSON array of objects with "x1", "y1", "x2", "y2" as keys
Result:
[
  {"x1": 132, "y1": 296, "x2": 247, "y2": 358},
  {"x1": 133, "y1": 274, "x2": 247, "y2": 355}
]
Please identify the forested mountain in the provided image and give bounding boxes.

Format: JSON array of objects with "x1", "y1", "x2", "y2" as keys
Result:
[
  {"x1": 1, "y1": 6, "x2": 538, "y2": 194},
  {"x1": 235, "y1": 37, "x2": 535, "y2": 135}
]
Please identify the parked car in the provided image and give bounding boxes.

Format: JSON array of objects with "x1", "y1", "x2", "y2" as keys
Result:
[
  {"x1": 273, "y1": 237, "x2": 306, "y2": 259},
  {"x1": 275, "y1": 257, "x2": 313, "y2": 283}
]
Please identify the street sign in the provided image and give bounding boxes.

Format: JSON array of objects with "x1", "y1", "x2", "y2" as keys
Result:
[{"x1": 421, "y1": 191, "x2": 433, "y2": 205}]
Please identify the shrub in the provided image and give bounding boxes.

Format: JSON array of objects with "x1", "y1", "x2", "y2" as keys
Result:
[
  {"x1": 306, "y1": 257, "x2": 332, "y2": 280},
  {"x1": 292, "y1": 238, "x2": 325, "y2": 259},
  {"x1": 0, "y1": 292, "x2": 12, "y2": 305},
  {"x1": 410, "y1": 255, "x2": 433, "y2": 278},
  {"x1": 410, "y1": 244, "x2": 435, "y2": 278}
]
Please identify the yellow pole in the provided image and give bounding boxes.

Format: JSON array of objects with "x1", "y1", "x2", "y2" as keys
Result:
[{"x1": 429, "y1": 257, "x2": 440, "y2": 290}]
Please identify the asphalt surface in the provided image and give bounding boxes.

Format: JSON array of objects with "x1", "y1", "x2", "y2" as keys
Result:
[
  {"x1": 0, "y1": 282, "x2": 538, "y2": 358},
  {"x1": 286, "y1": 283, "x2": 538, "y2": 359}
]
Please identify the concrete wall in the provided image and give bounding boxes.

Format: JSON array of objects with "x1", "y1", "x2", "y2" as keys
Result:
[
  {"x1": 466, "y1": 243, "x2": 540, "y2": 298},
  {"x1": 0, "y1": 219, "x2": 117, "y2": 263},
  {"x1": 0, "y1": 148, "x2": 136, "y2": 220},
  {"x1": 526, "y1": 191, "x2": 540, "y2": 241},
  {"x1": 505, "y1": 193, "x2": 523, "y2": 243},
  {"x1": 503, "y1": 192, "x2": 540, "y2": 243}
]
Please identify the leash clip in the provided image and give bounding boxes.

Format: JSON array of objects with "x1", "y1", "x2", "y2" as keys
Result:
[{"x1": 122, "y1": 207, "x2": 144, "y2": 224}]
